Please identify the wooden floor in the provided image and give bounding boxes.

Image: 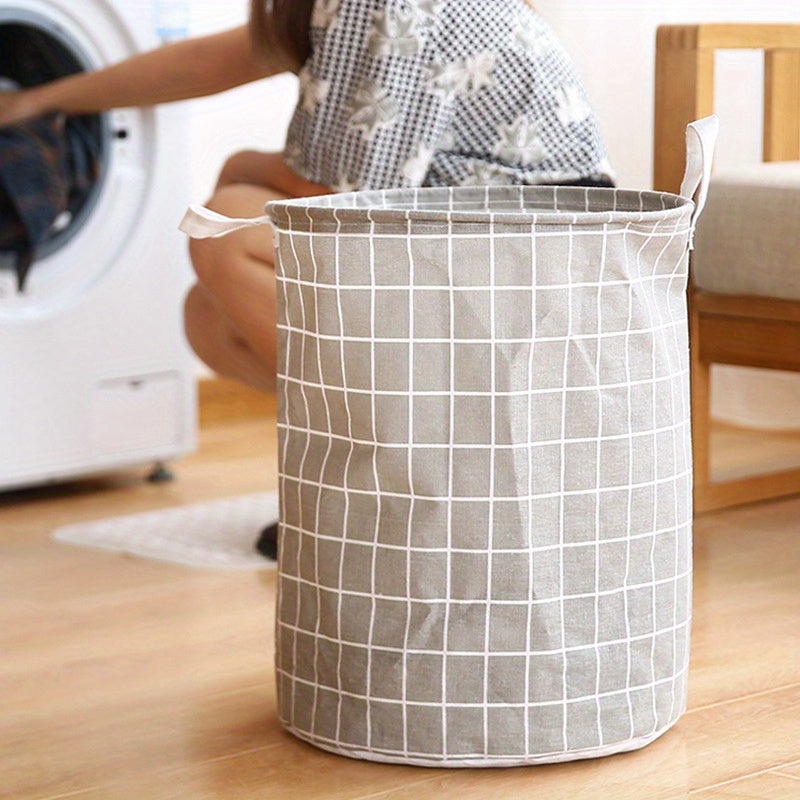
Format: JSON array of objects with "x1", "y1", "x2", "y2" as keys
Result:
[{"x1": 2, "y1": 393, "x2": 799, "y2": 800}]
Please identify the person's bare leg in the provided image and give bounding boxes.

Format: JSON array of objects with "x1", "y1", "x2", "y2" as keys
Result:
[
  {"x1": 184, "y1": 152, "x2": 329, "y2": 393},
  {"x1": 215, "y1": 150, "x2": 331, "y2": 197},
  {"x1": 184, "y1": 153, "x2": 332, "y2": 558},
  {"x1": 183, "y1": 285, "x2": 275, "y2": 392},
  {"x1": 186, "y1": 183, "x2": 284, "y2": 391}
]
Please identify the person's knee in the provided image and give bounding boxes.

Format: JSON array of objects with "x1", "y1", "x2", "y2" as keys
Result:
[
  {"x1": 188, "y1": 182, "x2": 277, "y2": 298},
  {"x1": 182, "y1": 284, "x2": 208, "y2": 349},
  {"x1": 182, "y1": 285, "x2": 227, "y2": 372},
  {"x1": 187, "y1": 185, "x2": 249, "y2": 288},
  {"x1": 215, "y1": 150, "x2": 259, "y2": 189},
  {"x1": 203, "y1": 182, "x2": 260, "y2": 220},
  {"x1": 182, "y1": 285, "x2": 224, "y2": 376},
  {"x1": 188, "y1": 235, "x2": 225, "y2": 292},
  {"x1": 183, "y1": 283, "x2": 204, "y2": 320}
]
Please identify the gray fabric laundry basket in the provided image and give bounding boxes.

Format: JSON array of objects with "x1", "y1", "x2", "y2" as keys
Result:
[{"x1": 182, "y1": 118, "x2": 718, "y2": 767}]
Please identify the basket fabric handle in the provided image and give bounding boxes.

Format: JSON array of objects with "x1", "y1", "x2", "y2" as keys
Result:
[
  {"x1": 178, "y1": 205, "x2": 272, "y2": 239},
  {"x1": 679, "y1": 115, "x2": 719, "y2": 245}
]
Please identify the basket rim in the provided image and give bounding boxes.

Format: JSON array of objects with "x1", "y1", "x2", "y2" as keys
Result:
[{"x1": 266, "y1": 184, "x2": 694, "y2": 229}]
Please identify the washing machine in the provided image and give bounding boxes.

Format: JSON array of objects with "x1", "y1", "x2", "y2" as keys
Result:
[{"x1": 0, "y1": 0, "x2": 197, "y2": 491}]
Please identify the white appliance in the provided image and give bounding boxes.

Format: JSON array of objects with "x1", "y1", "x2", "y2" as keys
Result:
[{"x1": 0, "y1": 0, "x2": 197, "y2": 491}]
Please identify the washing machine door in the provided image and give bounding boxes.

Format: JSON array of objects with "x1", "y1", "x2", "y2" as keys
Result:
[{"x1": 0, "y1": 0, "x2": 162, "y2": 317}]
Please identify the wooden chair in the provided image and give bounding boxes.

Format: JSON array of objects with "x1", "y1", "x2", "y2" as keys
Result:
[{"x1": 654, "y1": 24, "x2": 800, "y2": 513}]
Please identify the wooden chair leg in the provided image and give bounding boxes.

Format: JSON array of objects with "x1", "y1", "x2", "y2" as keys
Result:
[{"x1": 689, "y1": 301, "x2": 713, "y2": 514}]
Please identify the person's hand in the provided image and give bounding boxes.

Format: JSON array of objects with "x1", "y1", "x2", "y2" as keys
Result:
[{"x1": 0, "y1": 89, "x2": 40, "y2": 128}]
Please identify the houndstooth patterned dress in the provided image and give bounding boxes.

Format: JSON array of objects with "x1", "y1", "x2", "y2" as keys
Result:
[{"x1": 284, "y1": 0, "x2": 614, "y2": 191}]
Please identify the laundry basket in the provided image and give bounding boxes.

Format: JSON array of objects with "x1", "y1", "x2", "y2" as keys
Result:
[{"x1": 182, "y1": 117, "x2": 717, "y2": 767}]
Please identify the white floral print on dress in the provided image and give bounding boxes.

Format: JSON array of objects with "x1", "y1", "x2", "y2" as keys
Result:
[
  {"x1": 347, "y1": 80, "x2": 400, "y2": 139},
  {"x1": 368, "y1": 7, "x2": 423, "y2": 57},
  {"x1": 426, "y1": 52, "x2": 496, "y2": 101},
  {"x1": 513, "y1": 17, "x2": 553, "y2": 57},
  {"x1": 465, "y1": 52, "x2": 497, "y2": 93},
  {"x1": 333, "y1": 172, "x2": 362, "y2": 193},
  {"x1": 311, "y1": 0, "x2": 341, "y2": 30},
  {"x1": 407, "y1": 0, "x2": 444, "y2": 27},
  {"x1": 494, "y1": 115, "x2": 548, "y2": 165},
  {"x1": 402, "y1": 142, "x2": 436, "y2": 184},
  {"x1": 460, "y1": 161, "x2": 515, "y2": 186},
  {"x1": 437, "y1": 130, "x2": 457, "y2": 150},
  {"x1": 555, "y1": 84, "x2": 593, "y2": 126},
  {"x1": 425, "y1": 60, "x2": 465, "y2": 101},
  {"x1": 298, "y1": 65, "x2": 330, "y2": 113},
  {"x1": 283, "y1": 140, "x2": 303, "y2": 170}
]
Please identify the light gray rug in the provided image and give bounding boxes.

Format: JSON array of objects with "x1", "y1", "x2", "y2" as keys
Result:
[{"x1": 52, "y1": 492, "x2": 278, "y2": 570}]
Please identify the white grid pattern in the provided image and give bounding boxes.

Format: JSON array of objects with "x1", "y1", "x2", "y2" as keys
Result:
[{"x1": 270, "y1": 183, "x2": 694, "y2": 766}]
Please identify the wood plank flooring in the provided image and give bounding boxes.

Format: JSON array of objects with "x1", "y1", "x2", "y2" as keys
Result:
[{"x1": 1, "y1": 397, "x2": 798, "y2": 799}]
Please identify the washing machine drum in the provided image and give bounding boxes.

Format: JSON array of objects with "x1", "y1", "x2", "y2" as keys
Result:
[{"x1": 0, "y1": 23, "x2": 105, "y2": 291}]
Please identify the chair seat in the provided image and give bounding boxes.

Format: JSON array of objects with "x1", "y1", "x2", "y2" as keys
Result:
[{"x1": 693, "y1": 161, "x2": 800, "y2": 300}]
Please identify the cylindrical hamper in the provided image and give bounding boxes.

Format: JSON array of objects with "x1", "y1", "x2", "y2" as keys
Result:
[{"x1": 182, "y1": 117, "x2": 718, "y2": 767}]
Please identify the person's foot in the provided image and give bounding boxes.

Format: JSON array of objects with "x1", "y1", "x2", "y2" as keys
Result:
[{"x1": 255, "y1": 521, "x2": 278, "y2": 560}]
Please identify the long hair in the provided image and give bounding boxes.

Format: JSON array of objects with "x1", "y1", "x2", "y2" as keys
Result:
[{"x1": 249, "y1": 0, "x2": 316, "y2": 72}]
